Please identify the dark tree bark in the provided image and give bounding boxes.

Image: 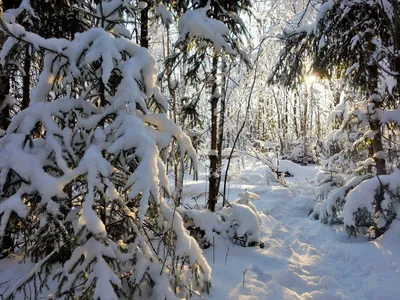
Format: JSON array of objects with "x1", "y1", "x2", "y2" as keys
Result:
[
  {"x1": 293, "y1": 94, "x2": 299, "y2": 138},
  {"x1": 0, "y1": 27, "x2": 10, "y2": 131},
  {"x1": 22, "y1": 45, "x2": 31, "y2": 109},
  {"x1": 207, "y1": 55, "x2": 219, "y2": 212},
  {"x1": 140, "y1": 2, "x2": 149, "y2": 48},
  {"x1": 284, "y1": 90, "x2": 288, "y2": 151},
  {"x1": 0, "y1": 69, "x2": 10, "y2": 130},
  {"x1": 215, "y1": 58, "x2": 227, "y2": 199}
]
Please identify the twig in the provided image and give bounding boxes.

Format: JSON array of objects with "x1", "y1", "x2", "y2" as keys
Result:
[
  {"x1": 160, "y1": 205, "x2": 177, "y2": 275},
  {"x1": 0, "y1": 279, "x2": 11, "y2": 287},
  {"x1": 222, "y1": 38, "x2": 267, "y2": 205},
  {"x1": 182, "y1": 284, "x2": 204, "y2": 300},
  {"x1": 242, "y1": 269, "x2": 248, "y2": 286},
  {"x1": 212, "y1": 237, "x2": 215, "y2": 264},
  {"x1": 225, "y1": 246, "x2": 230, "y2": 263}
]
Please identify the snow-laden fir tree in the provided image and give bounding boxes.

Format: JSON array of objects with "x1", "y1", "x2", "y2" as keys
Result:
[{"x1": 0, "y1": 1, "x2": 211, "y2": 298}]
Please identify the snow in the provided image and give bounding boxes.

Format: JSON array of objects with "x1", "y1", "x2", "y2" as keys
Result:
[
  {"x1": 2, "y1": 158, "x2": 400, "y2": 298},
  {"x1": 208, "y1": 149, "x2": 218, "y2": 156},
  {"x1": 177, "y1": 3, "x2": 234, "y2": 54},
  {"x1": 179, "y1": 158, "x2": 400, "y2": 299},
  {"x1": 318, "y1": 174, "x2": 368, "y2": 224},
  {"x1": 228, "y1": 202, "x2": 260, "y2": 246},
  {"x1": 235, "y1": 190, "x2": 262, "y2": 224},
  {"x1": 343, "y1": 170, "x2": 400, "y2": 228},
  {"x1": 155, "y1": 4, "x2": 173, "y2": 27},
  {"x1": 137, "y1": 1, "x2": 147, "y2": 10},
  {"x1": 279, "y1": 159, "x2": 319, "y2": 179},
  {"x1": 55, "y1": 238, "x2": 120, "y2": 299},
  {"x1": 179, "y1": 208, "x2": 219, "y2": 243},
  {"x1": 160, "y1": 199, "x2": 211, "y2": 281},
  {"x1": 0, "y1": 192, "x2": 28, "y2": 236}
]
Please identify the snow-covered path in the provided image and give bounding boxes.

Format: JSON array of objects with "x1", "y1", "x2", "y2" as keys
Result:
[{"x1": 184, "y1": 161, "x2": 400, "y2": 300}]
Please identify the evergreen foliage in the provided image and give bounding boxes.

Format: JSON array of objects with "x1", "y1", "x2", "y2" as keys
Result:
[{"x1": 0, "y1": 1, "x2": 211, "y2": 298}]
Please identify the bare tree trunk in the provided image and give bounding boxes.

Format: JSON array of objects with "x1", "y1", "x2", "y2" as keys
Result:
[
  {"x1": 22, "y1": 45, "x2": 31, "y2": 109},
  {"x1": 0, "y1": 27, "x2": 10, "y2": 131},
  {"x1": 293, "y1": 94, "x2": 299, "y2": 138},
  {"x1": 317, "y1": 105, "x2": 321, "y2": 141},
  {"x1": 284, "y1": 89, "x2": 288, "y2": 151},
  {"x1": 207, "y1": 55, "x2": 219, "y2": 212},
  {"x1": 163, "y1": 26, "x2": 180, "y2": 190},
  {"x1": 140, "y1": 2, "x2": 149, "y2": 48},
  {"x1": 264, "y1": 96, "x2": 270, "y2": 141},
  {"x1": 257, "y1": 99, "x2": 262, "y2": 140},
  {"x1": 302, "y1": 89, "x2": 308, "y2": 163},
  {"x1": 173, "y1": 157, "x2": 185, "y2": 205},
  {"x1": 272, "y1": 90, "x2": 284, "y2": 151},
  {"x1": 216, "y1": 56, "x2": 227, "y2": 197}
]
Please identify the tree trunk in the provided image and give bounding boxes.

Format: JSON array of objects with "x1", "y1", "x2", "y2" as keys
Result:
[
  {"x1": 22, "y1": 45, "x2": 31, "y2": 109},
  {"x1": 165, "y1": 27, "x2": 180, "y2": 191},
  {"x1": 216, "y1": 56, "x2": 227, "y2": 199},
  {"x1": 293, "y1": 94, "x2": 299, "y2": 138},
  {"x1": 0, "y1": 29, "x2": 10, "y2": 131},
  {"x1": 317, "y1": 105, "x2": 321, "y2": 141},
  {"x1": 284, "y1": 89, "x2": 289, "y2": 151},
  {"x1": 140, "y1": 2, "x2": 149, "y2": 48},
  {"x1": 272, "y1": 90, "x2": 284, "y2": 151},
  {"x1": 366, "y1": 38, "x2": 386, "y2": 175},
  {"x1": 364, "y1": 33, "x2": 387, "y2": 237},
  {"x1": 302, "y1": 89, "x2": 308, "y2": 163},
  {"x1": 207, "y1": 55, "x2": 219, "y2": 212}
]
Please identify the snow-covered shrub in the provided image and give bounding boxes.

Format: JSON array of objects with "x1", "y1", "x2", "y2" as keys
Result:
[
  {"x1": 235, "y1": 189, "x2": 262, "y2": 225},
  {"x1": 282, "y1": 139, "x2": 320, "y2": 165},
  {"x1": 318, "y1": 174, "x2": 372, "y2": 225},
  {"x1": 315, "y1": 170, "x2": 346, "y2": 201},
  {"x1": 222, "y1": 202, "x2": 260, "y2": 247},
  {"x1": 179, "y1": 208, "x2": 219, "y2": 249},
  {"x1": 343, "y1": 170, "x2": 400, "y2": 238},
  {"x1": 0, "y1": 2, "x2": 211, "y2": 299},
  {"x1": 310, "y1": 170, "x2": 345, "y2": 221},
  {"x1": 326, "y1": 125, "x2": 372, "y2": 176},
  {"x1": 314, "y1": 168, "x2": 400, "y2": 238},
  {"x1": 220, "y1": 190, "x2": 261, "y2": 247},
  {"x1": 180, "y1": 190, "x2": 262, "y2": 248}
]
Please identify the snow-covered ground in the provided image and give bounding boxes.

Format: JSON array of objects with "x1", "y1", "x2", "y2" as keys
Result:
[
  {"x1": 181, "y1": 159, "x2": 400, "y2": 300},
  {"x1": 1, "y1": 159, "x2": 400, "y2": 299}
]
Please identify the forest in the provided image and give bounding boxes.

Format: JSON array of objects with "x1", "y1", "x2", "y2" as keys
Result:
[{"x1": 0, "y1": 0, "x2": 400, "y2": 299}]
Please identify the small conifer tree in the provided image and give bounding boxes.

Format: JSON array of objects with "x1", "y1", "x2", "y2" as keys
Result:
[{"x1": 0, "y1": 1, "x2": 210, "y2": 298}]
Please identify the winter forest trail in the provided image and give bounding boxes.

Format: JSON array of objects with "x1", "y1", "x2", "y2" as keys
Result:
[{"x1": 183, "y1": 160, "x2": 400, "y2": 300}]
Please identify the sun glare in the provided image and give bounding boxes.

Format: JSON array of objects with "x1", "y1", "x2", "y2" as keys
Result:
[{"x1": 305, "y1": 74, "x2": 318, "y2": 87}]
